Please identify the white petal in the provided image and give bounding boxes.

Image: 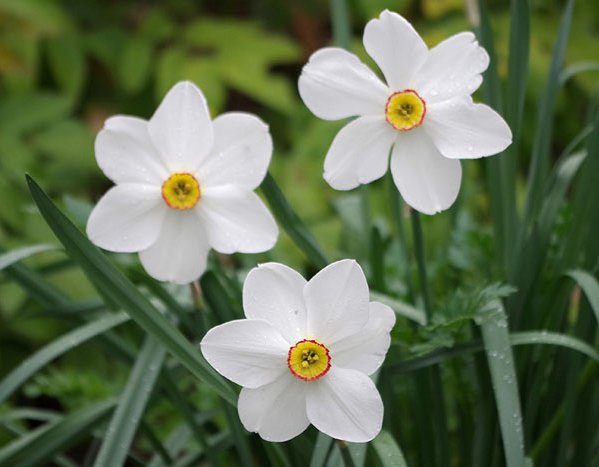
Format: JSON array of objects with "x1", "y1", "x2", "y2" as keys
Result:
[
  {"x1": 323, "y1": 116, "x2": 396, "y2": 190},
  {"x1": 148, "y1": 81, "x2": 214, "y2": 172},
  {"x1": 200, "y1": 319, "x2": 289, "y2": 389},
  {"x1": 95, "y1": 116, "x2": 169, "y2": 185},
  {"x1": 304, "y1": 259, "x2": 370, "y2": 344},
  {"x1": 424, "y1": 97, "x2": 512, "y2": 159},
  {"x1": 363, "y1": 10, "x2": 428, "y2": 90},
  {"x1": 199, "y1": 112, "x2": 272, "y2": 190},
  {"x1": 238, "y1": 373, "x2": 310, "y2": 442},
  {"x1": 298, "y1": 47, "x2": 389, "y2": 120},
  {"x1": 86, "y1": 184, "x2": 165, "y2": 252},
  {"x1": 243, "y1": 263, "x2": 308, "y2": 343},
  {"x1": 138, "y1": 210, "x2": 210, "y2": 284},
  {"x1": 306, "y1": 367, "x2": 383, "y2": 442},
  {"x1": 330, "y1": 302, "x2": 395, "y2": 375},
  {"x1": 390, "y1": 131, "x2": 462, "y2": 215},
  {"x1": 414, "y1": 32, "x2": 489, "y2": 103},
  {"x1": 196, "y1": 186, "x2": 278, "y2": 254}
]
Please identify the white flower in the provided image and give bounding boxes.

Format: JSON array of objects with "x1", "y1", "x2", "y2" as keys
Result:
[
  {"x1": 298, "y1": 10, "x2": 512, "y2": 214},
  {"x1": 86, "y1": 81, "x2": 278, "y2": 284},
  {"x1": 200, "y1": 259, "x2": 396, "y2": 442}
]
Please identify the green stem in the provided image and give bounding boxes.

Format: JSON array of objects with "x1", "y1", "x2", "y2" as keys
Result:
[
  {"x1": 331, "y1": 0, "x2": 352, "y2": 49},
  {"x1": 410, "y1": 210, "x2": 432, "y2": 317}
]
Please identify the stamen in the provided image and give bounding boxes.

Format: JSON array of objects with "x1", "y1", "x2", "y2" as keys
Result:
[
  {"x1": 385, "y1": 89, "x2": 426, "y2": 131},
  {"x1": 287, "y1": 339, "x2": 331, "y2": 381},
  {"x1": 162, "y1": 172, "x2": 201, "y2": 210}
]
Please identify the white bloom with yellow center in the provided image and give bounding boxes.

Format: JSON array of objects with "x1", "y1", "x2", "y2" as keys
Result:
[
  {"x1": 86, "y1": 81, "x2": 278, "y2": 284},
  {"x1": 200, "y1": 259, "x2": 395, "y2": 442},
  {"x1": 298, "y1": 10, "x2": 512, "y2": 214}
]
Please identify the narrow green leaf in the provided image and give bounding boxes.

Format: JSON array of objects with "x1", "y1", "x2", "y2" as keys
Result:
[
  {"x1": 94, "y1": 335, "x2": 166, "y2": 467},
  {"x1": 370, "y1": 291, "x2": 426, "y2": 326},
  {"x1": 566, "y1": 270, "x2": 599, "y2": 324},
  {"x1": 26, "y1": 175, "x2": 237, "y2": 406},
  {"x1": 310, "y1": 433, "x2": 333, "y2": 467},
  {"x1": 372, "y1": 430, "x2": 409, "y2": 467},
  {"x1": 559, "y1": 60, "x2": 599, "y2": 84},
  {"x1": 510, "y1": 331, "x2": 599, "y2": 363},
  {"x1": 260, "y1": 172, "x2": 328, "y2": 269},
  {"x1": 0, "y1": 312, "x2": 130, "y2": 405},
  {"x1": 0, "y1": 244, "x2": 58, "y2": 270},
  {"x1": 0, "y1": 399, "x2": 116, "y2": 467},
  {"x1": 478, "y1": 301, "x2": 526, "y2": 467}
]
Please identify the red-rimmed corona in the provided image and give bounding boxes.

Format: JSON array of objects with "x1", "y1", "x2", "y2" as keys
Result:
[
  {"x1": 287, "y1": 339, "x2": 331, "y2": 381},
  {"x1": 385, "y1": 89, "x2": 426, "y2": 131},
  {"x1": 161, "y1": 172, "x2": 201, "y2": 210}
]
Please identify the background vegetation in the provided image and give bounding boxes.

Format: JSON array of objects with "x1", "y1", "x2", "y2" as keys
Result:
[{"x1": 1, "y1": 0, "x2": 598, "y2": 466}]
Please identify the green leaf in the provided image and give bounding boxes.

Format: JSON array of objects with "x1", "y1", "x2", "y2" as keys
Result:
[
  {"x1": 260, "y1": 172, "x2": 328, "y2": 269},
  {"x1": 510, "y1": 331, "x2": 599, "y2": 363},
  {"x1": 0, "y1": 244, "x2": 58, "y2": 270},
  {"x1": 26, "y1": 175, "x2": 237, "y2": 405},
  {"x1": 118, "y1": 36, "x2": 153, "y2": 94},
  {"x1": 370, "y1": 291, "x2": 426, "y2": 326},
  {"x1": 0, "y1": 399, "x2": 116, "y2": 467},
  {"x1": 309, "y1": 433, "x2": 333, "y2": 467},
  {"x1": 0, "y1": 312, "x2": 130, "y2": 406},
  {"x1": 94, "y1": 335, "x2": 166, "y2": 467},
  {"x1": 372, "y1": 430, "x2": 409, "y2": 467},
  {"x1": 566, "y1": 270, "x2": 599, "y2": 324},
  {"x1": 559, "y1": 60, "x2": 599, "y2": 84},
  {"x1": 45, "y1": 35, "x2": 86, "y2": 97},
  {"x1": 0, "y1": 93, "x2": 71, "y2": 135},
  {"x1": 478, "y1": 301, "x2": 526, "y2": 467}
]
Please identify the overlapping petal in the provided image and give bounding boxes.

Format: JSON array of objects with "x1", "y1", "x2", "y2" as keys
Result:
[
  {"x1": 86, "y1": 184, "x2": 165, "y2": 252},
  {"x1": 298, "y1": 47, "x2": 389, "y2": 120},
  {"x1": 330, "y1": 302, "x2": 396, "y2": 375},
  {"x1": 95, "y1": 116, "x2": 168, "y2": 185},
  {"x1": 323, "y1": 116, "x2": 396, "y2": 190},
  {"x1": 138, "y1": 209, "x2": 210, "y2": 284},
  {"x1": 200, "y1": 319, "x2": 289, "y2": 388},
  {"x1": 424, "y1": 96, "x2": 513, "y2": 159},
  {"x1": 243, "y1": 263, "x2": 307, "y2": 343},
  {"x1": 414, "y1": 32, "x2": 489, "y2": 103},
  {"x1": 238, "y1": 373, "x2": 310, "y2": 442},
  {"x1": 148, "y1": 81, "x2": 214, "y2": 172},
  {"x1": 390, "y1": 131, "x2": 462, "y2": 215},
  {"x1": 306, "y1": 367, "x2": 383, "y2": 443},
  {"x1": 199, "y1": 112, "x2": 272, "y2": 190},
  {"x1": 304, "y1": 260, "x2": 370, "y2": 343},
  {"x1": 363, "y1": 10, "x2": 428, "y2": 90},
  {"x1": 196, "y1": 186, "x2": 278, "y2": 254}
]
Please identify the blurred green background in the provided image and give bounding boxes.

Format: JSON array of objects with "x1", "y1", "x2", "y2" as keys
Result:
[{"x1": 0, "y1": 0, "x2": 598, "y2": 462}]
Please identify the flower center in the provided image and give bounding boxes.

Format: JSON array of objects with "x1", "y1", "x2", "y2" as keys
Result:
[
  {"x1": 287, "y1": 339, "x2": 331, "y2": 381},
  {"x1": 161, "y1": 172, "x2": 201, "y2": 210},
  {"x1": 385, "y1": 89, "x2": 426, "y2": 131}
]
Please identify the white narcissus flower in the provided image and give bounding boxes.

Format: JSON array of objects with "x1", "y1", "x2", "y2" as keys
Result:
[
  {"x1": 298, "y1": 10, "x2": 512, "y2": 215},
  {"x1": 86, "y1": 81, "x2": 278, "y2": 284},
  {"x1": 200, "y1": 259, "x2": 396, "y2": 442}
]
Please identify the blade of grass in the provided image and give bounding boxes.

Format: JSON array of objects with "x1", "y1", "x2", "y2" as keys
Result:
[
  {"x1": 26, "y1": 175, "x2": 236, "y2": 406},
  {"x1": 0, "y1": 312, "x2": 130, "y2": 405},
  {"x1": 260, "y1": 172, "x2": 328, "y2": 269},
  {"x1": 372, "y1": 430, "x2": 409, "y2": 467},
  {"x1": 370, "y1": 291, "x2": 426, "y2": 326},
  {"x1": 0, "y1": 399, "x2": 116, "y2": 467},
  {"x1": 0, "y1": 244, "x2": 58, "y2": 270},
  {"x1": 565, "y1": 270, "x2": 599, "y2": 324},
  {"x1": 310, "y1": 433, "x2": 334, "y2": 467},
  {"x1": 478, "y1": 301, "x2": 525, "y2": 467},
  {"x1": 94, "y1": 335, "x2": 166, "y2": 467}
]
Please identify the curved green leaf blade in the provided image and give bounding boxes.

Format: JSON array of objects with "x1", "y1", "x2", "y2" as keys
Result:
[
  {"x1": 0, "y1": 244, "x2": 58, "y2": 270},
  {"x1": 94, "y1": 335, "x2": 166, "y2": 467},
  {"x1": 510, "y1": 331, "x2": 599, "y2": 363},
  {"x1": 372, "y1": 430, "x2": 409, "y2": 467},
  {"x1": 0, "y1": 312, "x2": 130, "y2": 405},
  {"x1": 566, "y1": 270, "x2": 599, "y2": 324},
  {"x1": 371, "y1": 292, "x2": 427, "y2": 326},
  {"x1": 26, "y1": 175, "x2": 236, "y2": 406}
]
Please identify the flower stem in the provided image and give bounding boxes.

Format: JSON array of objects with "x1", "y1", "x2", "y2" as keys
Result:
[
  {"x1": 410, "y1": 210, "x2": 432, "y2": 317},
  {"x1": 336, "y1": 440, "x2": 357, "y2": 467},
  {"x1": 331, "y1": 0, "x2": 352, "y2": 49}
]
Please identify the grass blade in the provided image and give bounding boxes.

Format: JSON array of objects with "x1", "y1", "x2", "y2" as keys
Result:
[
  {"x1": 372, "y1": 430, "x2": 409, "y2": 467},
  {"x1": 0, "y1": 399, "x2": 116, "y2": 467},
  {"x1": 0, "y1": 244, "x2": 58, "y2": 270},
  {"x1": 510, "y1": 331, "x2": 599, "y2": 363},
  {"x1": 478, "y1": 301, "x2": 525, "y2": 467},
  {"x1": 94, "y1": 335, "x2": 166, "y2": 467},
  {"x1": 566, "y1": 270, "x2": 599, "y2": 324},
  {"x1": 26, "y1": 175, "x2": 237, "y2": 406},
  {"x1": 0, "y1": 312, "x2": 130, "y2": 405},
  {"x1": 260, "y1": 172, "x2": 328, "y2": 269},
  {"x1": 370, "y1": 291, "x2": 426, "y2": 325},
  {"x1": 310, "y1": 433, "x2": 334, "y2": 467}
]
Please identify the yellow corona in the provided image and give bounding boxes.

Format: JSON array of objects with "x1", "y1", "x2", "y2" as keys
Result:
[
  {"x1": 385, "y1": 89, "x2": 426, "y2": 131},
  {"x1": 161, "y1": 172, "x2": 201, "y2": 210}
]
